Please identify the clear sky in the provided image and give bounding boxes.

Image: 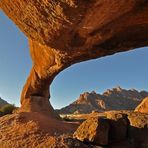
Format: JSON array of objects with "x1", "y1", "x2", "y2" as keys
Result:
[{"x1": 0, "y1": 10, "x2": 148, "y2": 109}]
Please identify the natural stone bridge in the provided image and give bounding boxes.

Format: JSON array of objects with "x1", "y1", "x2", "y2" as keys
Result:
[{"x1": 0, "y1": 0, "x2": 148, "y2": 119}]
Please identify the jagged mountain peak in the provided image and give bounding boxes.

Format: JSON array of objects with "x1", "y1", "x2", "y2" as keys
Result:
[
  {"x1": 58, "y1": 87, "x2": 148, "y2": 114},
  {"x1": 103, "y1": 86, "x2": 123, "y2": 96}
]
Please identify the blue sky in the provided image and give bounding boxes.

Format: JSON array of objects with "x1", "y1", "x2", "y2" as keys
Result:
[{"x1": 0, "y1": 10, "x2": 148, "y2": 109}]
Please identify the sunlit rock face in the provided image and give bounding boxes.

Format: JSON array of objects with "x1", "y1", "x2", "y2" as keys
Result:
[
  {"x1": 135, "y1": 97, "x2": 148, "y2": 114},
  {"x1": 58, "y1": 88, "x2": 148, "y2": 114},
  {"x1": 0, "y1": 0, "x2": 148, "y2": 117},
  {"x1": 74, "y1": 111, "x2": 148, "y2": 147}
]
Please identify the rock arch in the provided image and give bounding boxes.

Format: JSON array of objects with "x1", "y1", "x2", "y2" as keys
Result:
[{"x1": 0, "y1": 0, "x2": 148, "y2": 119}]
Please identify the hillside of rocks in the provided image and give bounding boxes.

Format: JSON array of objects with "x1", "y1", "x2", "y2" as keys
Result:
[
  {"x1": 58, "y1": 87, "x2": 148, "y2": 114},
  {"x1": 0, "y1": 97, "x2": 8, "y2": 108}
]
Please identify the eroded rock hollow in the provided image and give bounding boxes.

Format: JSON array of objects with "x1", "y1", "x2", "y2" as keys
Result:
[{"x1": 0, "y1": 0, "x2": 148, "y2": 118}]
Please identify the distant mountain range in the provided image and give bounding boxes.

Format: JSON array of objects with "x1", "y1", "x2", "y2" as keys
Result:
[
  {"x1": 0, "y1": 97, "x2": 9, "y2": 108},
  {"x1": 57, "y1": 87, "x2": 148, "y2": 114}
]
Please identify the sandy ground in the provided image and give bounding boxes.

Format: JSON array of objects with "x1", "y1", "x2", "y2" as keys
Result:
[{"x1": 0, "y1": 112, "x2": 87, "y2": 148}]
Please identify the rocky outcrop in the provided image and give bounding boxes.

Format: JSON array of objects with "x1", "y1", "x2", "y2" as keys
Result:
[
  {"x1": 106, "y1": 112, "x2": 129, "y2": 143},
  {"x1": 58, "y1": 87, "x2": 148, "y2": 114},
  {"x1": 135, "y1": 97, "x2": 148, "y2": 114},
  {"x1": 74, "y1": 111, "x2": 148, "y2": 147},
  {"x1": 73, "y1": 117, "x2": 109, "y2": 146},
  {"x1": 128, "y1": 112, "x2": 148, "y2": 148},
  {"x1": 0, "y1": 0, "x2": 148, "y2": 118}
]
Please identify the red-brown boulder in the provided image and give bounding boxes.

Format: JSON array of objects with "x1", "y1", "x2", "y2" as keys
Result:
[
  {"x1": 106, "y1": 112, "x2": 129, "y2": 142},
  {"x1": 73, "y1": 117, "x2": 109, "y2": 146}
]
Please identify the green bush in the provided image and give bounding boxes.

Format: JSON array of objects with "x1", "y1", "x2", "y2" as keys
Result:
[{"x1": 0, "y1": 104, "x2": 16, "y2": 116}]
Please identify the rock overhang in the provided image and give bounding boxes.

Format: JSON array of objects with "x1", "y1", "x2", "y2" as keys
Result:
[{"x1": 0, "y1": 0, "x2": 148, "y2": 115}]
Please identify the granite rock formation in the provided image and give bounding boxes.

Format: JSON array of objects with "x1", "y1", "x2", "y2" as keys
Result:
[
  {"x1": 0, "y1": 0, "x2": 148, "y2": 118},
  {"x1": 74, "y1": 111, "x2": 148, "y2": 147},
  {"x1": 73, "y1": 117, "x2": 109, "y2": 146},
  {"x1": 58, "y1": 87, "x2": 148, "y2": 114},
  {"x1": 135, "y1": 97, "x2": 148, "y2": 113}
]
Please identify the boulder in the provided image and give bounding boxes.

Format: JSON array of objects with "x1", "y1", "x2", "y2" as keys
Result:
[
  {"x1": 128, "y1": 112, "x2": 148, "y2": 148},
  {"x1": 135, "y1": 97, "x2": 148, "y2": 114},
  {"x1": 73, "y1": 117, "x2": 109, "y2": 146},
  {"x1": 105, "y1": 112, "x2": 129, "y2": 143}
]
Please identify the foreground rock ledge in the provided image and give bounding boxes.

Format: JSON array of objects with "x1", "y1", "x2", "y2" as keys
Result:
[
  {"x1": 0, "y1": 112, "x2": 84, "y2": 148},
  {"x1": 0, "y1": 111, "x2": 147, "y2": 147},
  {"x1": 73, "y1": 111, "x2": 148, "y2": 147}
]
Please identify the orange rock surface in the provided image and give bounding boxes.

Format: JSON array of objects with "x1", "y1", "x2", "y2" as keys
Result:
[
  {"x1": 135, "y1": 97, "x2": 148, "y2": 114},
  {"x1": 0, "y1": 2, "x2": 148, "y2": 147},
  {"x1": 0, "y1": 0, "x2": 148, "y2": 117}
]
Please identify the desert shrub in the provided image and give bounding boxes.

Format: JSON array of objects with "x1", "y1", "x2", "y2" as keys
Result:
[{"x1": 0, "y1": 104, "x2": 16, "y2": 115}]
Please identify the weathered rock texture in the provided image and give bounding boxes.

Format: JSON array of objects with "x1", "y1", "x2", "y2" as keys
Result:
[
  {"x1": 135, "y1": 97, "x2": 148, "y2": 114},
  {"x1": 0, "y1": 0, "x2": 148, "y2": 117},
  {"x1": 106, "y1": 112, "x2": 129, "y2": 143},
  {"x1": 0, "y1": 112, "x2": 85, "y2": 148},
  {"x1": 128, "y1": 112, "x2": 148, "y2": 148},
  {"x1": 74, "y1": 111, "x2": 148, "y2": 147},
  {"x1": 73, "y1": 117, "x2": 109, "y2": 146}
]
